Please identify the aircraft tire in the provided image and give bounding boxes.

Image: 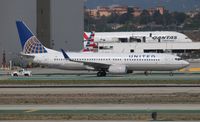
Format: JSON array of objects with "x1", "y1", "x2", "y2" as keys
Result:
[
  {"x1": 97, "y1": 71, "x2": 106, "y2": 77},
  {"x1": 102, "y1": 71, "x2": 106, "y2": 76},
  {"x1": 97, "y1": 72, "x2": 102, "y2": 77}
]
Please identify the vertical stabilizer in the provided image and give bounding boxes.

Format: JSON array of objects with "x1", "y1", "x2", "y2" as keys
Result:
[{"x1": 16, "y1": 21, "x2": 47, "y2": 54}]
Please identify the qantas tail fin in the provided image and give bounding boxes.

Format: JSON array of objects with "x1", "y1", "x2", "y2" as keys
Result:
[
  {"x1": 82, "y1": 31, "x2": 97, "y2": 52},
  {"x1": 16, "y1": 21, "x2": 47, "y2": 54},
  {"x1": 83, "y1": 32, "x2": 89, "y2": 41}
]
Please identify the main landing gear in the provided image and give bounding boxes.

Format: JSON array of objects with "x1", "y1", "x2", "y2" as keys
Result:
[{"x1": 97, "y1": 70, "x2": 107, "y2": 77}]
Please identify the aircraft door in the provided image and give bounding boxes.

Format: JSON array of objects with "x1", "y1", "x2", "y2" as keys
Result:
[
  {"x1": 165, "y1": 57, "x2": 172, "y2": 64},
  {"x1": 43, "y1": 56, "x2": 50, "y2": 65},
  {"x1": 142, "y1": 37, "x2": 146, "y2": 43}
]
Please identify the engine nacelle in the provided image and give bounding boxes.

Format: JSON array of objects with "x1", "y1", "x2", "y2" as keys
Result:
[{"x1": 108, "y1": 65, "x2": 127, "y2": 74}]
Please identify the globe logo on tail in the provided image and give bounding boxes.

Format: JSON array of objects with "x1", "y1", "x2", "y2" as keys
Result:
[{"x1": 23, "y1": 36, "x2": 47, "y2": 54}]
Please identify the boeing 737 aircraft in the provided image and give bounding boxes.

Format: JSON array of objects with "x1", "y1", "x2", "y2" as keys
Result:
[{"x1": 16, "y1": 21, "x2": 189, "y2": 76}]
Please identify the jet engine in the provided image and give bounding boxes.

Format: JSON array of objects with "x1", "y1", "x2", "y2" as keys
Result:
[{"x1": 108, "y1": 65, "x2": 127, "y2": 74}]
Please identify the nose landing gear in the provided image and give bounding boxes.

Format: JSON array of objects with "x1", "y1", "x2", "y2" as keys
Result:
[
  {"x1": 144, "y1": 71, "x2": 148, "y2": 76},
  {"x1": 169, "y1": 71, "x2": 174, "y2": 76}
]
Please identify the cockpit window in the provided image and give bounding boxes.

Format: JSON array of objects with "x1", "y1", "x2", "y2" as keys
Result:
[{"x1": 175, "y1": 58, "x2": 182, "y2": 61}]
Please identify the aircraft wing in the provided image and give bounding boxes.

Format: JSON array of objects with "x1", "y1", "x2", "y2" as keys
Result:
[
  {"x1": 77, "y1": 60, "x2": 110, "y2": 70},
  {"x1": 61, "y1": 49, "x2": 110, "y2": 70}
]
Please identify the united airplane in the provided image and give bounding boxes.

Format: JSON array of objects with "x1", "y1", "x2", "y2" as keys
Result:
[{"x1": 16, "y1": 21, "x2": 189, "y2": 76}]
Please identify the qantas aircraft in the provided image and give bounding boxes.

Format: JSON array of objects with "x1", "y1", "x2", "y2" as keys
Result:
[
  {"x1": 83, "y1": 30, "x2": 192, "y2": 52},
  {"x1": 84, "y1": 31, "x2": 192, "y2": 43},
  {"x1": 82, "y1": 31, "x2": 97, "y2": 52},
  {"x1": 16, "y1": 21, "x2": 189, "y2": 76}
]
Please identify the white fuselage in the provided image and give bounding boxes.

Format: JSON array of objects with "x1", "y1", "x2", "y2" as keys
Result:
[
  {"x1": 28, "y1": 48, "x2": 189, "y2": 71},
  {"x1": 86, "y1": 31, "x2": 192, "y2": 43}
]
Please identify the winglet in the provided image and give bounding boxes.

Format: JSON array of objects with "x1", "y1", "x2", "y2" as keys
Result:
[{"x1": 61, "y1": 49, "x2": 70, "y2": 60}]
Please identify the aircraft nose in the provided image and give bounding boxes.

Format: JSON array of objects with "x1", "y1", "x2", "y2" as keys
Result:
[{"x1": 182, "y1": 60, "x2": 190, "y2": 67}]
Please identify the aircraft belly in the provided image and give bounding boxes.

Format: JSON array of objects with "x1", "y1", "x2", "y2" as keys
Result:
[
  {"x1": 46, "y1": 61, "x2": 86, "y2": 70},
  {"x1": 128, "y1": 64, "x2": 182, "y2": 71},
  {"x1": 61, "y1": 62, "x2": 86, "y2": 70}
]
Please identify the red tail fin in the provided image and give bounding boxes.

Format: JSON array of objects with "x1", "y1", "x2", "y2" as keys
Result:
[
  {"x1": 83, "y1": 32, "x2": 89, "y2": 41},
  {"x1": 82, "y1": 31, "x2": 98, "y2": 52}
]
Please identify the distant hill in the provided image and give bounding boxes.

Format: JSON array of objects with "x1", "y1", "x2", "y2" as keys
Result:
[{"x1": 85, "y1": 0, "x2": 200, "y2": 12}]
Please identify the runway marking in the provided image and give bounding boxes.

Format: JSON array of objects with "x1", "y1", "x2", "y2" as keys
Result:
[
  {"x1": 189, "y1": 68, "x2": 200, "y2": 72},
  {"x1": 179, "y1": 68, "x2": 186, "y2": 72},
  {"x1": 25, "y1": 109, "x2": 38, "y2": 113}
]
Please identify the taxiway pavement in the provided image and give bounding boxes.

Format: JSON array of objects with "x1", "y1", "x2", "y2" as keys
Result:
[{"x1": 0, "y1": 87, "x2": 199, "y2": 94}]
